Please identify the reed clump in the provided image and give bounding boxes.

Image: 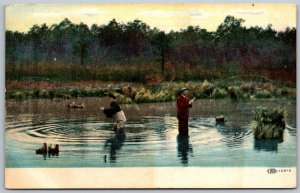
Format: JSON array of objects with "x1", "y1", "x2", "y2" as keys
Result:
[{"x1": 252, "y1": 106, "x2": 287, "y2": 139}]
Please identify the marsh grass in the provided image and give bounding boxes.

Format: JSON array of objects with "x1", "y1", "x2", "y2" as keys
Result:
[
  {"x1": 6, "y1": 79, "x2": 296, "y2": 103},
  {"x1": 252, "y1": 107, "x2": 287, "y2": 139}
]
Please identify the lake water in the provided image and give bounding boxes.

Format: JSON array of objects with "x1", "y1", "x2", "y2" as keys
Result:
[{"x1": 5, "y1": 98, "x2": 296, "y2": 167}]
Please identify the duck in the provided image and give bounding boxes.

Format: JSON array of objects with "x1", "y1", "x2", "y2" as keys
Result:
[
  {"x1": 48, "y1": 144, "x2": 59, "y2": 154},
  {"x1": 216, "y1": 115, "x2": 226, "y2": 122},
  {"x1": 36, "y1": 143, "x2": 47, "y2": 154}
]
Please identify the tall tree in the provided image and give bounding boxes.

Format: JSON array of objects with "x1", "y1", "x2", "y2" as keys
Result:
[{"x1": 153, "y1": 31, "x2": 172, "y2": 75}]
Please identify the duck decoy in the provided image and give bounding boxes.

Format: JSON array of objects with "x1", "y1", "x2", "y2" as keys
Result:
[
  {"x1": 36, "y1": 143, "x2": 47, "y2": 154},
  {"x1": 48, "y1": 144, "x2": 59, "y2": 154}
]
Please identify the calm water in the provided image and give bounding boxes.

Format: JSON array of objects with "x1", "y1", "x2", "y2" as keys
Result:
[{"x1": 5, "y1": 98, "x2": 296, "y2": 167}]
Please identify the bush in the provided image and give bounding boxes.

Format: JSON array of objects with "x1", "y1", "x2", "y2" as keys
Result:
[
  {"x1": 227, "y1": 86, "x2": 239, "y2": 99},
  {"x1": 211, "y1": 88, "x2": 228, "y2": 99},
  {"x1": 39, "y1": 89, "x2": 50, "y2": 98},
  {"x1": 252, "y1": 106, "x2": 287, "y2": 139},
  {"x1": 14, "y1": 91, "x2": 25, "y2": 100},
  {"x1": 254, "y1": 89, "x2": 272, "y2": 98},
  {"x1": 114, "y1": 93, "x2": 133, "y2": 104},
  {"x1": 201, "y1": 80, "x2": 214, "y2": 97},
  {"x1": 240, "y1": 82, "x2": 255, "y2": 93}
]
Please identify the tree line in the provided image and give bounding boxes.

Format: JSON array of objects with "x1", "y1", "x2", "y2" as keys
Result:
[{"x1": 6, "y1": 16, "x2": 296, "y2": 77}]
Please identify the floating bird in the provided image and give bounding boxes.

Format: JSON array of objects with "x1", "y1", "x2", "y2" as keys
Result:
[
  {"x1": 48, "y1": 144, "x2": 59, "y2": 154},
  {"x1": 36, "y1": 143, "x2": 47, "y2": 154}
]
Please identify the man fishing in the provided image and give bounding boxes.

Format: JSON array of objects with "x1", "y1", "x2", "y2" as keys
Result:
[
  {"x1": 100, "y1": 94, "x2": 126, "y2": 132},
  {"x1": 176, "y1": 88, "x2": 194, "y2": 136}
]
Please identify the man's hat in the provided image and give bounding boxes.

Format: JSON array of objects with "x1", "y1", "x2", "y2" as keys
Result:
[{"x1": 178, "y1": 88, "x2": 188, "y2": 95}]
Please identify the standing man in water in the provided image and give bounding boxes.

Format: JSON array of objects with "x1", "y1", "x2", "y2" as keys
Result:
[
  {"x1": 100, "y1": 94, "x2": 126, "y2": 132},
  {"x1": 176, "y1": 88, "x2": 194, "y2": 136}
]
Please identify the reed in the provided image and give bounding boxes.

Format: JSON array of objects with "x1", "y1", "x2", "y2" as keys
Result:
[
  {"x1": 6, "y1": 80, "x2": 296, "y2": 102},
  {"x1": 252, "y1": 107, "x2": 287, "y2": 139}
]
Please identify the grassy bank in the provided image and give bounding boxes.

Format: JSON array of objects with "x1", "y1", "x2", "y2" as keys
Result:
[{"x1": 6, "y1": 80, "x2": 296, "y2": 103}]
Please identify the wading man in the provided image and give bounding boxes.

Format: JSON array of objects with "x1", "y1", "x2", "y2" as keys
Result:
[
  {"x1": 176, "y1": 88, "x2": 194, "y2": 136},
  {"x1": 100, "y1": 94, "x2": 126, "y2": 132}
]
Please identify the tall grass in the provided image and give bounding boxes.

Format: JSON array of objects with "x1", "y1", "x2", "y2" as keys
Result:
[
  {"x1": 252, "y1": 107, "x2": 287, "y2": 139},
  {"x1": 6, "y1": 62, "x2": 160, "y2": 82},
  {"x1": 6, "y1": 61, "x2": 296, "y2": 85},
  {"x1": 6, "y1": 80, "x2": 296, "y2": 102}
]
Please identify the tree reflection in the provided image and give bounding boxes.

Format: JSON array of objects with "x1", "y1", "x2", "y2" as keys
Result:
[
  {"x1": 104, "y1": 131, "x2": 126, "y2": 163},
  {"x1": 177, "y1": 135, "x2": 193, "y2": 166}
]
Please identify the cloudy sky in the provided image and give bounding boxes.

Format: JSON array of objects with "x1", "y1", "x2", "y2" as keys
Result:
[{"x1": 5, "y1": 4, "x2": 296, "y2": 32}]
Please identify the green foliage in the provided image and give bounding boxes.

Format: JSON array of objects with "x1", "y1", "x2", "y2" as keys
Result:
[
  {"x1": 252, "y1": 106, "x2": 287, "y2": 139},
  {"x1": 5, "y1": 16, "x2": 296, "y2": 84},
  {"x1": 6, "y1": 80, "x2": 296, "y2": 102},
  {"x1": 211, "y1": 88, "x2": 228, "y2": 99},
  {"x1": 227, "y1": 86, "x2": 239, "y2": 99},
  {"x1": 254, "y1": 89, "x2": 272, "y2": 98}
]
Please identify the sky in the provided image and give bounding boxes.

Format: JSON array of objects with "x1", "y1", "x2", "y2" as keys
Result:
[{"x1": 5, "y1": 4, "x2": 296, "y2": 33}]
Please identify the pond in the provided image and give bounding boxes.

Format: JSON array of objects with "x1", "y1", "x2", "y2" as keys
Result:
[{"x1": 5, "y1": 98, "x2": 296, "y2": 167}]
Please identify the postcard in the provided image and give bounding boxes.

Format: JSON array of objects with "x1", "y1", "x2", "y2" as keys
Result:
[{"x1": 5, "y1": 3, "x2": 296, "y2": 188}]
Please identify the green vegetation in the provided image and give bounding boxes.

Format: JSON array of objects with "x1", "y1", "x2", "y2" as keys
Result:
[
  {"x1": 6, "y1": 80, "x2": 296, "y2": 103},
  {"x1": 252, "y1": 107, "x2": 287, "y2": 139},
  {"x1": 6, "y1": 16, "x2": 296, "y2": 84}
]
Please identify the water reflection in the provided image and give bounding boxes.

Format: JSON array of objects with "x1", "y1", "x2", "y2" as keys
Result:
[
  {"x1": 5, "y1": 98, "x2": 297, "y2": 167},
  {"x1": 104, "y1": 132, "x2": 126, "y2": 163},
  {"x1": 215, "y1": 122, "x2": 247, "y2": 149},
  {"x1": 254, "y1": 138, "x2": 283, "y2": 152},
  {"x1": 177, "y1": 135, "x2": 193, "y2": 166}
]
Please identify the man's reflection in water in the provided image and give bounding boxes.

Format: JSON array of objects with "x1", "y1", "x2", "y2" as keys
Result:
[
  {"x1": 177, "y1": 135, "x2": 193, "y2": 165},
  {"x1": 104, "y1": 131, "x2": 126, "y2": 163}
]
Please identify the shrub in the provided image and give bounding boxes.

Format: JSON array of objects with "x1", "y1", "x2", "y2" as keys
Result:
[
  {"x1": 240, "y1": 82, "x2": 255, "y2": 93},
  {"x1": 14, "y1": 91, "x2": 24, "y2": 100},
  {"x1": 114, "y1": 93, "x2": 133, "y2": 104},
  {"x1": 201, "y1": 80, "x2": 214, "y2": 97},
  {"x1": 211, "y1": 88, "x2": 228, "y2": 99},
  {"x1": 227, "y1": 86, "x2": 239, "y2": 99},
  {"x1": 39, "y1": 89, "x2": 50, "y2": 98},
  {"x1": 254, "y1": 89, "x2": 272, "y2": 98},
  {"x1": 252, "y1": 106, "x2": 287, "y2": 139}
]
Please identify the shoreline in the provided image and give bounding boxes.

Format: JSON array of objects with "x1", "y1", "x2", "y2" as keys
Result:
[{"x1": 5, "y1": 80, "x2": 296, "y2": 103}]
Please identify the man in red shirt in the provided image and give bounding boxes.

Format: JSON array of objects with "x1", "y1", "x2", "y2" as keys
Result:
[{"x1": 176, "y1": 88, "x2": 194, "y2": 136}]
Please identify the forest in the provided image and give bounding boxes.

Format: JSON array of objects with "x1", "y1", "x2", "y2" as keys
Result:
[{"x1": 6, "y1": 16, "x2": 296, "y2": 83}]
